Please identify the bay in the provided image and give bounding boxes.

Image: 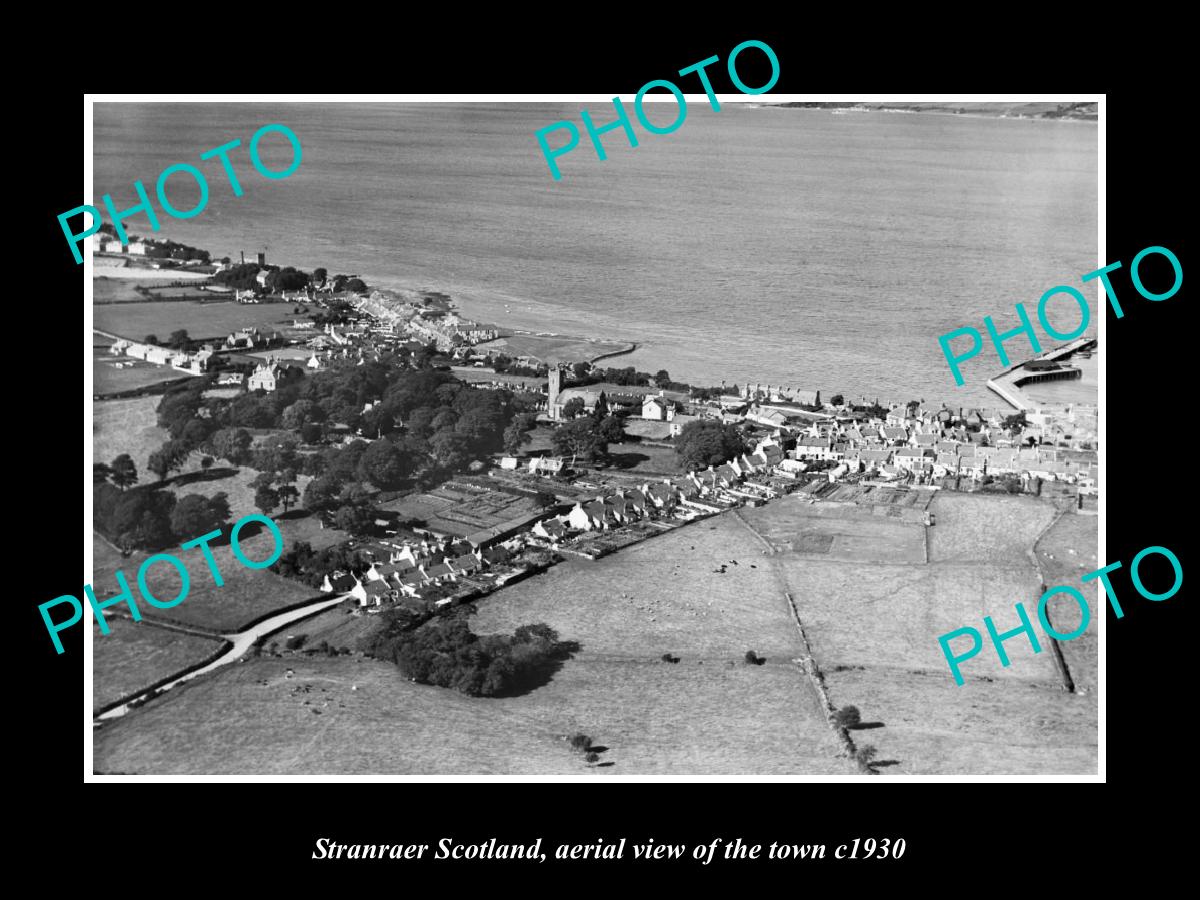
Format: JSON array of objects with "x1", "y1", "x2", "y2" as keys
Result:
[{"x1": 92, "y1": 102, "x2": 1098, "y2": 407}]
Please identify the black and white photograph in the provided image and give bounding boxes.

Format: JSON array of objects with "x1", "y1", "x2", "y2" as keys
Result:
[{"x1": 79, "y1": 95, "x2": 1105, "y2": 778}]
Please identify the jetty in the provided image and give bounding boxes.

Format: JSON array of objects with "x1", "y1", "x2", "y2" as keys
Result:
[{"x1": 987, "y1": 337, "x2": 1097, "y2": 411}]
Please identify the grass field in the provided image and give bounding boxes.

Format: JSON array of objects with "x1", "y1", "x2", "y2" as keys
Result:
[
  {"x1": 605, "y1": 442, "x2": 681, "y2": 475},
  {"x1": 927, "y1": 492, "x2": 1057, "y2": 564},
  {"x1": 91, "y1": 532, "x2": 322, "y2": 633},
  {"x1": 93, "y1": 351, "x2": 193, "y2": 395},
  {"x1": 93, "y1": 618, "x2": 227, "y2": 711},
  {"x1": 92, "y1": 514, "x2": 853, "y2": 775},
  {"x1": 737, "y1": 491, "x2": 1097, "y2": 774},
  {"x1": 1035, "y1": 510, "x2": 1100, "y2": 696},
  {"x1": 624, "y1": 419, "x2": 672, "y2": 440},
  {"x1": 94, "y1": 277, "x2": 151, "y2": 304},
  {"x1": 475, "y1": 334, "x2": 634, "y2": 365},
  {"x1": 93, "y1": 396, "x2": 168, "y2": 476},
  {"x1": 95, "y1": 300, "x2": 302, "y2": 341},
  {"x1": 741, "y1": 501, "x2": 926, "y2": 564}
]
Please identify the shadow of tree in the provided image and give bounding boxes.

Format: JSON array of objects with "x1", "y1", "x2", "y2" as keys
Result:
[
  {"x1": 608, "y1": 452, "x2": 650, "y2": 470},
  {"x1": 489, "y1": 639, "x2": 582, "y2": 698},
  {"x1": 171, "y1": 467, "x2": 239, "y2": 487},
  {"x1": 849, "y1": 721, "x2": 885, "y2": 730}
]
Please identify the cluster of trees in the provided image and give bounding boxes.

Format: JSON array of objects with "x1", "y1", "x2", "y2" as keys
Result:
[
  {"x1": 674, "y1": 419, "x2": 747, "y2": 470},
  {"x1": 362, "y1": 616, "x2": 575, "y2": 697},
  {"x1": 330, "y1": 274, "x2": 368, "y2": 293},
  {"x1": 310, "y1": 299, "x2": 355, "y2": 327},
  {"x1": 145, "y1": 357, "x2": 531, "y2": 536},
  {"x1": 273, "y1": 539, "x2": 371, "y2": 588},
  {"x1": 265, "y1": 266, "x2": 309, "y2": 292},
  {"x1": 93, "y1": 454, "x2": 139, "y2": 490},
  {"x1": 94, "y1": 482, "x2": 231, "y2": 552},
  {"x1": 490, "y1": 354, "x2": 547, "y2": 378},
  {"x1": 503, "y1": 412, "x2": 538, "y2": 455},
  {"x1": 213, "y1": 263, "x2": 264, "y2": 290},
  {"x1": 564, "y1": 364, "x2": 725, "y2": 399},
  {"x1": 551, "y1": 401, "x2": 625, "y2": 463},
  {"x1": 145, "y1": 239, "x2": 210, "y2": 262}
]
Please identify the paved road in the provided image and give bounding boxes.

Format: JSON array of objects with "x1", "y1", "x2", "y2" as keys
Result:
[{"x1": 95, "y1": 594, "x2": 350, "y2": 721}]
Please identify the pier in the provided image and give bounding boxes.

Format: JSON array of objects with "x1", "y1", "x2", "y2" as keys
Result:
[{"x1": 986, "y1": 337, "x2": 1097, "y2": 411}]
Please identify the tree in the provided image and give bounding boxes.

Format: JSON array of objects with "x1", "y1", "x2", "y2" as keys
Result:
[
  {"x1": 357, "y1": 439, "x2": 411, "y2": 489},
  {"x1": 675, "y1": 420, "x2": 746, "y2": 471},
  {"x1": 552, "y1": 418, "x2": 607, "y2": 462},
  {"x1": 568, "y1": 733, "x2": 592, "y2": 751},
  {"x1": 170, "y1": 493, "x2": 231, "y2": 538},
  {"x1": 834, "y1": 705, "x2": 861, "y2": 728},
  {"x1": 147, "y1": 440, "x2": 189, "y2": 481},
  {"x1": 209, "y1": 427, "x2": 253, "y2": 465},
  {"x1": 281, "y1": 399, "x2": 318, "y2": 430},
  {"x1": 144, "y1": 334, "x2": 158, "y2": 345},
  {"x1": 109, "y1": 454, "x2": 138, "y2": 490},
  {"x1": 654, "y1": 369, "x2": 671, "y2": 386},
  {"x1": 103, "y1": 488, "x2": 176, "y2": 551},
  {"x1": 200, "y1": 456, "x2": 214, "y2": 472},
  {"x1": 830, "y1": 394, "x2": 844, "y2": 407},
  {"x1": 277, "y1": 484, "x2": 301, "y2": 513},
  {"x1": 344, "y1": 278, "x2": 367, "y2": 293},
  {"x1": 1003, "y1": 411, "x2": 1028, "y2": 431},
  {"x1": 596, "y1": 415, "x2": 625, "y2": 444},
  {"x1": 562, "y1": 397, "x2": 585, "y2": 420},
  {"x1": 93, "y1": 462, "x2": 112, "y2": 485},
  {"x1": 334, "y1": 503, "x2": 373, "y2": 534},
  {"x1": 430, "y1": 429, "x2": 472, "y2": 470},
  {"x1": 854, "y1": 744, "x2": 878, "y2": 771},
  {"x1": 300, "y1": 422, "x2": 324, "y2": 444},
  {"x1": 313, "y1": 267, "x2": 327, "y2": 284},
  {"x1": 254, "y1": 485, "x2": 280, "y2": 515},
  {"x1": 503, "y1": 420, "x2": 533, "y2": 455},
  {"x1": 168, "y1": 329, "x2": 190, "y2": 349},
  {"x1": 534, "y1": 490, "x2": 557, "y2": 509},
  {"x1": 180, "y1": 417, "x2": 214, "y2": 450},
  {"x1": 585, "y1": 751, "x2": 600, "y2": 765}
]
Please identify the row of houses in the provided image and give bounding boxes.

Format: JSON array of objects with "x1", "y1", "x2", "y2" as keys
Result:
[
  {"x1": 109, "y1": 339, "x2": 211, "y2": 375},
  {"x1": 323, "y1": 540, "x2": 515, "y2": 608}
]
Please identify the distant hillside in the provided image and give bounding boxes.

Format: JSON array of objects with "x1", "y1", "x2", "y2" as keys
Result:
[{"x1": 774, "y1": 101, "x2": 1097, "y2": 121}]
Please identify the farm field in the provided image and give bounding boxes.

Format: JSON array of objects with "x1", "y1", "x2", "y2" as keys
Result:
[
  {"x1": 740, "y1": 502, "x2": 926, "y2": 563},
  {"x1": 475, "y1": 333, "x2": 634, "y2": 365},
  {"x1": 93, "y1": 356, "x2": 191, "y2": 395},
  {"x1": 94, "y1": 260, "x2": 211, "y2": 281},
  {"x1": 95, "y1": 300, "x2": 302, "y2": 341},
  {"x1": 927, "y1": 492, "x2": 1057, "y2": 564},
  {"x1": 91, "y1": 527, "x2": 323, "y2": 633},
  {"x1": 93, "y1": 396, "x2": 168, "y2": 476},
  {"x1": 93, "y1": 618, "x2": 227, "y2": 712},
  {"x1": 94, "y1": 277, "x2": 151, "y2": 304},
  {"x1": 93, "y1": 513, "x2": 854, "y2": 775},
  {"x1": 1034, "y1": 510, "x2": 1100, "y2": 696},
  {"x1": 821, "y1": 668, "x2": 1096, "y2": 775},
  {"x1": 737, "y1": 491, "x2": 1097, "y2": 775}
]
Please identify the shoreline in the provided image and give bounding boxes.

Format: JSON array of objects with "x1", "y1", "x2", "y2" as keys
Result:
[{"x1": 93, "y1": 246, "x2": 1097, "y2": 409}]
